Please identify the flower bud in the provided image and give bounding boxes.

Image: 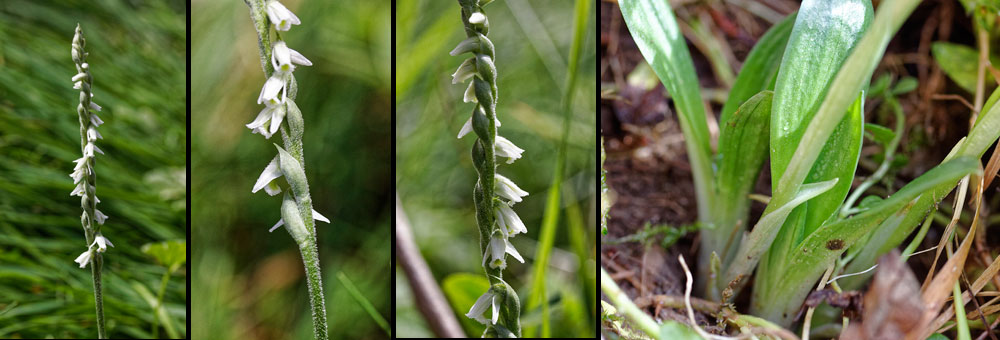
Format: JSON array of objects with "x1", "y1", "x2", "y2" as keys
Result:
[
  {"x1": 275, "y1": 144, "x2": 309, "y2": 203},
  {"x1": 281, "y1": 192, "x2": 311, "y2": 245}
]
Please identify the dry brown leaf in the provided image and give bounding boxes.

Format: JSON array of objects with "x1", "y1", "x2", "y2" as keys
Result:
[{"x1": 840, "y1": 250, "x2": 924, "y2": 340}]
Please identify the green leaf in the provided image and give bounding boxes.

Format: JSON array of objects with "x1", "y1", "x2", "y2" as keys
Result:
[
  {"x1": 770, "y1": 0, "x2": 872, "y2": 185},
  {"x1": 868, "y1": 74, "x2": 892, "y2": 98},
  {"x1": 659, "y1": 322, "x2": 701, "y2": 339},
  {"x1": 442, "y1": 273, "x2": 490, "y2": 337},
  {"x1": 720, "y1": 178, "x2": 839, "y2": 296},
  {"x1": 760, "y1": 157, "x2": 979, "y2": 325},
  {"x1": 932, "y1": 42, "x2": 998, "y2": 93},
  {"x1": 864, "y1": 122, "x2": 897, "y2": 146},
  {"x1": 619, "y1": 0, "x2": 713, "y2": 218},
  {"x1": 720, "y1": 13, "x2": 795, "y2": 128},
  {"x1": 927, "y1": 334, "x2": 950, "y2": 340},
  {"x1": 141, "y1": 240, "x2": 186, "y2": 271},
  {"x1": 891, "y1": 76, "x2": 919, "y2": 95},
  {"x1": 710, "y1": 91, "x2": 771, "y2": 263}
]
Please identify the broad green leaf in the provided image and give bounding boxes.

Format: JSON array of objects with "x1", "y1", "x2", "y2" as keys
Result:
[
  {"x1": 142, "y1": 240, "x2": 186, "y2": 272},
  {"x1": 719, "y1": 178, "x2": 838, "y2": 296},
  {"x1": 864, "y1": 122, "x2": 896, "y2": 146},
  {"x1": 841, "y1": 86, "x2": 1000, "y2": 291},
  {"x1": 932, "y1": 42, "x2": 999, "y2": 93},
  {"x1": 800, "y1": 93, "x2": 864, "y2": 235},
  {"x1": 619, "y1": 0, "x2": 713, "y2": 217},
  {"x1": 770, "y1": 0, "x2": 872, "y2": 185},
  {"x1": 720, "y1": 13, "x2": 795, "y2": 128},
  {"x1": 711, "y1": 91, "x2": 771, "y2": 263},
  {"x1": 735, "y1": 0, "x2": 925, "y2": 321},
  {"x1": 759, "y1": 157, "x2": 979, "y2": 325}
]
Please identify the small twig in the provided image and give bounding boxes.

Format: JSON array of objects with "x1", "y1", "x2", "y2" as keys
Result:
[
  {"x1": 395, "y1": 195, "x2": 464, "y2": 338},
  {"x1": 932, "y1": 94, "x2": 977, "y2": 113},
  {"x1": 678, "y1": 255, "x2": 747, "y2": 340}
]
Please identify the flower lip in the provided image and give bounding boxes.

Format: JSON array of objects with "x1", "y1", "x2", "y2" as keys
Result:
[
  {"x1": 495, "y1": 174, "x2": 529, "y2": 203},
  {"x1": 495, "y1": 136, "x2": 524, "y2": 164}
]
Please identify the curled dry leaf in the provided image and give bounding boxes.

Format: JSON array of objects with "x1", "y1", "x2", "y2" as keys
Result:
[{"x1": 840, "y1": 250, "x2": 924, "y2": 340}]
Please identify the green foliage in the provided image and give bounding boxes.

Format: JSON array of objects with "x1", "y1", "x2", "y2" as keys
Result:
[
  {"x1": 0, "y1": 1, "x2": 186, "y2": 338},
  {"x1": 932, "y1": 42, "x2": 998, "y2": 93},
  {"x1": 719, "y1": 14, "x2": 795, "y2": 126},
  {"x1": 141, "y1": 240, "x2": 186, "y2": 272}
]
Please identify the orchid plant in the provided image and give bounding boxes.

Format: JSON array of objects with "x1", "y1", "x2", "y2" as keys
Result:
[
  {"x1": 242, "y1": 0, "x2": 330, "y2": 339},
  {"x1": 611, "y1": 0, "x2": 1000, "y2": 335},
  {"x1": 452, "y1": 0, "x2": 528, "y2": 337},
  {"x1": 70, "y1": 23, "x2": 112, "y2": 339}
]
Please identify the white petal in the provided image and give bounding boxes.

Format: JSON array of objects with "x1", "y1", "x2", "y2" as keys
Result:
[
  {"x1": 498, "y1": 204, "x2": 527, "y2": 236},
  {"x1": 465, "y1": 290, "x2": 494, "y2": 325},
  {"x1": 246, "y1": 105, "x2": 275, "y2": 130},
  {"x1": 313, "y1": 210, "x2": 330, "y2": 223},
  {"x1": 87, "y1": 127, "x2": 102, "y2": 141},
  {"x1": 489, "y1": 235, "x2": 507, "y2": 269},
  {"x1": 74, "y1": 250, "x2": 92, "y2": 268},
  {"x1": 71, "y1": 73, "x2": 87, "y2": 82},
  {"x1": 449, "y1": 37, "x2": 478, "y2": 56},
  {"x1": 490, "y1": 294, "x2": 499, "y2": 325},
  {"x1": 469, "y1": 12, "x2": 487, "y2": 24},
  {"x1": 494, "y1": 206, "x2": 509, "y2": 236},
  {"x1": 70, "y1": 182, "x2": 86, "y2": 196},
  {"x1": 89, "y1": 101, "x2": 102, "y2": 112},
  {"x1": 269, "y1": 218, "x2": 285, "y2": 232},
  {"x1": 495, "y1": 174, "x2": 529, "y2": 203},
  {"x1": 268, "y1": 103, "x2": 287, "y2": 136},
  {"x1": 272, "y1": 40, "x2": 293, "y2": 72},
  {"x1": 74, "y1": 81, "x2": 82, "y2": 90},
  {"x1": 95, "y1": 209, "x2": 108, "y2": 225},
  {"x1": 505, "y1": 240, "x2": 524, "y2": 263},
  {"x1": 252, "y1": 156, "x2": 283, "y2": 195},
  {"x1": 91, "y1": 114, "x2": 104, "y2": 127},
  {"x1": 84, "y1": 143, "x2": 95, "y2": 157},
  {"x1": 258, "y1": 76, "x2": 285, "y2": 105},
  {"x1": 451, "y1": 58, "x2": 476, "y2": 84},
  {"x1": 495, "y1": 136, "x2": 524, "y2": 164},
  {"x1": 457, "y1": 117, "x2": 473, "y2": 139},
  {"x1": 71, "y1": 168, "x2": 85, "y2": 183},
  {"x1": 93, "y1": 144, "x2": 104, "y2": 155},
  {"x1": 267, "y1": 1, "x2": 301, "y2": 31},
  {"x1": 463, "y1": 81, "x2": 477, "y2": 103},
  {"x1": 289, "y1": 48, "x2": 312, "y2": 66}
]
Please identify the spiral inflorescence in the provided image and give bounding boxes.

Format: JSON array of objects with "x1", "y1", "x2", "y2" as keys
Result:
[{"x1": 452, "y1": 0, "x2": 527, "y2": 337}]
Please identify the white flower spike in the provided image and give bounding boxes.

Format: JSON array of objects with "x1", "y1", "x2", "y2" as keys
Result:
[
  {"x1": 265, "y1": 0, "x2": 301, "y2": 31},
  {"x1": 466, "y1": 288, "x2": 499, "y2": 325}
]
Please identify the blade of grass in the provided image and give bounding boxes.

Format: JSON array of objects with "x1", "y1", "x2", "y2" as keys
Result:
[
  {"x1": 336, "y1": 272, "x2": 390, "y2": 337},
  {"x1": 526, "y1": 0, "x2": 590, "y2": 337}
]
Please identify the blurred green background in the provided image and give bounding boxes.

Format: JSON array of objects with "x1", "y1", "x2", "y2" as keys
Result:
[
  {"x1": 0, "y1": 0, "x2": 187, "y2": 338},
  {"x1": 191, "y1": 0, "x2": 391, "y2": 339},
  {"x1": 396, "y1": 0, "x2": 597, "y2": 337}
]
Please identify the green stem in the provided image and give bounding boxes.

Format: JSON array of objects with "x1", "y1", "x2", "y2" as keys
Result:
[
  {"x1": 91, "y1": 253, "x2": 106, "y2": 338},
  {"x1": 152, "y1": 268, "x2": 171, "y2": 338},
  {"x1": 300, "y1": 241, "x2": 328, "y2": 340}
]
